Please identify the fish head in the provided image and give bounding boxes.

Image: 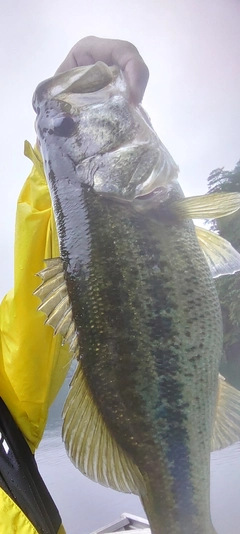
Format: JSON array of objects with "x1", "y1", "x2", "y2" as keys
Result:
[{"x1": 33, "y1": 62, "x2": 180, "y2": 212}]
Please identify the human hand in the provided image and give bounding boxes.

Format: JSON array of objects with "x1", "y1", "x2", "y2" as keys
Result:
[{"x1": 56, "y1": 36, "x2": 149, "y2": 104}]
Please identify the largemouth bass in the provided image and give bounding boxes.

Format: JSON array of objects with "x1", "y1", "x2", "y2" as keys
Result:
[{"x1": 31, "y1": 62, "x2": 240, "y2": 534}]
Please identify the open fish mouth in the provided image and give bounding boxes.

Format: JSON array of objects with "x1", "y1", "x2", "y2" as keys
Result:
[{"x1": 33, "y1": 62, "x2": 180, "y2": 215}]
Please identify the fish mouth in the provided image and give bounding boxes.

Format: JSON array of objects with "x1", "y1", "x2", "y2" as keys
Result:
[{"x1": 33, "y1": 62, "x2": 118, "y2": 109}]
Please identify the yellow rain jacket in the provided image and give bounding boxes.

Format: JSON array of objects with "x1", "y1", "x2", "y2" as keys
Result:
[{"x1": 0, "y1": 143, "x2": 71, "y2": 533}]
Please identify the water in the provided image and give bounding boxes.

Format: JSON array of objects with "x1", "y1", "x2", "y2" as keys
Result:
[
  {"x1": 36, "y1": 368, "x2": 146, "y2": 534},
  {"x1": 36, "y1": 369, "x2": 240, "y2": 534}
]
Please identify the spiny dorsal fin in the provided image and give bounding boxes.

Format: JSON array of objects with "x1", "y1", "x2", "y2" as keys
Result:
[
  {"x1": 212, "y1": 374, "x2": 240, "y2": 451},
  {"x1": 171, "y1": 192, "x2": 240, "y2": 220},
  {"x1": 62, "y1": 364, "x2": 145, "y2": 496},
  {"x1": 34, "y1": 258, "x2": 79, "y2": 359},
  {"x1": 195, "y1": 226, "x2": 240, "y2": 278}
]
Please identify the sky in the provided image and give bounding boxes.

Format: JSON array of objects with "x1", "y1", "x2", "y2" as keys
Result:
[
  {"x1": 1, "y1": 3, "x2": 240, "y2": 531},
  {"x1": 0, "y1": 0, "x2": 240, "y2": 298}
]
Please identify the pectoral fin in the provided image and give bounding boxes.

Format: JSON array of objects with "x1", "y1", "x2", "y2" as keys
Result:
[
  {"x1": 195, "y1": 226, "x2": 240, "y2": 278},
  {"x1": 171, "y1": 192, "x2": 240, "y2": 220},
  {"x1": 34, "y1": 258, "x2": 79, "y2": 359},
  {"x1": 63, "y1": 364, "x2": 145, "y2": 496},
  {"x1": 212, "y1": 375, "x2": 240, "y2": 450}
]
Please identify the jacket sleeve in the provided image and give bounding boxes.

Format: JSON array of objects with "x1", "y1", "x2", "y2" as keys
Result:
[
  {"x1": 0, "y1": 488, "x2": 66, "y2": 534},
  {"x1": 0, "y1": 143, "x2": 71, "y2": 452}
]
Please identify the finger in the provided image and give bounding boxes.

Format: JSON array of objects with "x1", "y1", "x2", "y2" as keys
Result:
[
  {"x1": 56, "y1": 36, "x2": 149, "y2": 103},
  {"x1": 114, "y1": 54, "x2": 149, "y2": 104},
  {"x1": 56, "y1": 37, "x2": 97, "y2": 72},
  {"x1": 109, "y1": 40, "x2": 149, "y2": 103}
]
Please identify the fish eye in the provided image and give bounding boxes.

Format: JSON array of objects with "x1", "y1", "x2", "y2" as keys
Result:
[{"x1": 53, "y1": 116, "x2": 76, "y2": 137}]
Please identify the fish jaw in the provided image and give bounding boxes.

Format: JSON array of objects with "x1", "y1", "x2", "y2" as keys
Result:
[
  {"x1": 32, "y1": 62, "x2": 119, "y2": 107},
  {"x1": 33, "y1": 64, "x2": 179, "y2": 213}
]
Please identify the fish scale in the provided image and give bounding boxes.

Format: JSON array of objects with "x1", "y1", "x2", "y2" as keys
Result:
[
  {"x1": 73, "y1": 196, "x2": 220, "y2": 534},
  {"x1": 31, "y1": 62, "x2": 240, "y2": 534},
  {"x1": 48, "y1": 175, "x2": 220, "y2": 532}
]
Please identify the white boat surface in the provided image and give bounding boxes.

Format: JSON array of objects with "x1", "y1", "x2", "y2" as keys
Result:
[{"x1": 90, "y1": 512, "x2": 150, "y2": 534}]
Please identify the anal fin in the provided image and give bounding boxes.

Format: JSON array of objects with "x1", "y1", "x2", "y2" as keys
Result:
[
  {"x1": 212, "y1": 374, "x2": 240, "y2": 450},
  {"x1": 195, "y1": 226, "x2": 240, "y2": 278}
]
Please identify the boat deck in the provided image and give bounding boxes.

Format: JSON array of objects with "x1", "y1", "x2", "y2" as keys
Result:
[{"x1": 91, "y1": 513, "x2": 150, "y2": 534}]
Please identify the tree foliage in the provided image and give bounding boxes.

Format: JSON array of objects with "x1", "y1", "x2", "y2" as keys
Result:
[{"x1": 207, "y1": 161, "x2": 240, "y2": 388}]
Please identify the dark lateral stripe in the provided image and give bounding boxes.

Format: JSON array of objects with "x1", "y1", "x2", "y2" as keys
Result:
[{"x1": 136, "y1": 215, "x2": 198, "y2": 530}]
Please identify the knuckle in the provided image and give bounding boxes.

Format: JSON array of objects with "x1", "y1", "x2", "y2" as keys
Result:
[{"x1": 72, "y1": 35, "x2": 98, "y2": 52}]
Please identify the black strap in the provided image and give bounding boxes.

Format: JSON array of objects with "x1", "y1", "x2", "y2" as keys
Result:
[{"x1": 0, "y1": 397, "x2": 62, "y2": 534}]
